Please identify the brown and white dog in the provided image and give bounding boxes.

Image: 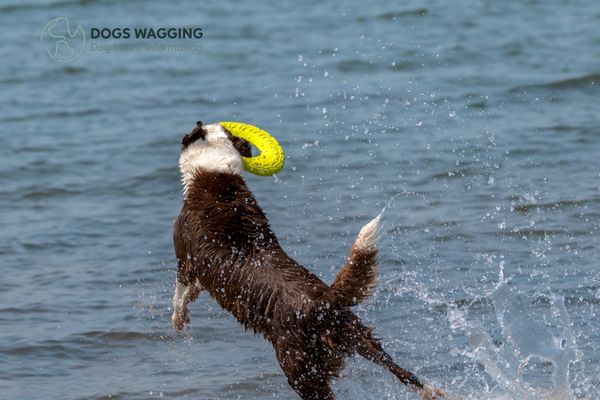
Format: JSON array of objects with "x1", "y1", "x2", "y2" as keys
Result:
[{"x1": 171, "y1": 121, "x2": 445, "y2": 400}]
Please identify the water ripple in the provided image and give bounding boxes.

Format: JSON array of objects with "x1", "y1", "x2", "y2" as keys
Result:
[{"x1": 511, "y1": 73, "x2": 600, "y2": 92}]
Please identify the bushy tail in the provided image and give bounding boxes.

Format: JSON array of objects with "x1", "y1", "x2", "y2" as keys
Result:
[{"x1": 324, "y1": 214, "x2": 381, "y2": 307}]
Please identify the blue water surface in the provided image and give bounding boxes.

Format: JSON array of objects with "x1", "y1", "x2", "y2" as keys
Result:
[{"x1": 0, "y1": 1, "x2": 599, "y2": 399}]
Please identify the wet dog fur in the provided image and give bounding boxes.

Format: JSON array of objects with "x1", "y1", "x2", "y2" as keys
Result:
[{"x1": 171, "y1": 121, "x2": 445, "y2": 400}]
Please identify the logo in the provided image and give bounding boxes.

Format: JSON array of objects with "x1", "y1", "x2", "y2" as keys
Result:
[
  {"x1": 41, "y1": 17, "x2": 86, "y2": 62},
  {"x1": 41, "y1": 19, "x2": 204, "y2": 60}
]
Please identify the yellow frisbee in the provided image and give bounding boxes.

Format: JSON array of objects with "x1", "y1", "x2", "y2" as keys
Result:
[{"x1": 220, "y1": 122, "x2": 285, "y2": 176}]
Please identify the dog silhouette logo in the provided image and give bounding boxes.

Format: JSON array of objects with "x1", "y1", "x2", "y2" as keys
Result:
[{"x1": 41, "y1": 17, "x2": 86, "y2": 62}]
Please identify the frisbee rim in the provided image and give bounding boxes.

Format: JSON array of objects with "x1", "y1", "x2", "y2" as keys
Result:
[{"x1": 220, "y1": 121, "x2": 285, "y2": 176}]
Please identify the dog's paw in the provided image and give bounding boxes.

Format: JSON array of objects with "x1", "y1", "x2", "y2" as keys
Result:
[
  {"x1": 421, "y1": 384, "x2": 446, "y2": 400},
  {"x1": 172, "y1": 309, "x2": 190, "y2": 331}
]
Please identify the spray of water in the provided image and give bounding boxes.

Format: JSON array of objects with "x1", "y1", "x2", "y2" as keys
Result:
[{"x1": 448, "y1": 267, "x2": 585, "y2": 400}]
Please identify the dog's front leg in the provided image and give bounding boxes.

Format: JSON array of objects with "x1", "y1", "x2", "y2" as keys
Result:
[
  {"x1": 172, "y1": 278, "x2": 201, "y2": 330},
  {"x1": 172, "y1": 266, "x2": 202, "y2": 331}
]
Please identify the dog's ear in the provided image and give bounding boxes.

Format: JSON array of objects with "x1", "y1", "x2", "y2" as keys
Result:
[
  {"x1": 222, "y1": 126, "x2": 252, "y2": 157},
  {"x1": 182, "y1": 121, "x2": 205, "y2": 149},
  {"x1": 230, "y1": 136, "x2": 252, "y2": 157}
]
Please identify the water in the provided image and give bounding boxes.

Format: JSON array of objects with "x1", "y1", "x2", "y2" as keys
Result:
[
  {"x1": 1, "y1": 0, "x2": 599, "y2": 399},
  {"x1": 448, "y1": 268, "x2": 585, "y2": 400}
]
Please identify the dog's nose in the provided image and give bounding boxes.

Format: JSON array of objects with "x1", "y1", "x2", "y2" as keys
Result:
[{"x1": 196, "y1": 121, "x2": 202, "y2": 127}]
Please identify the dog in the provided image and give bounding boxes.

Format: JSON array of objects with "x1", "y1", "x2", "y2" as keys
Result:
[{"x1": 171, "y1": 121, "x2": 446, "y2": 400}]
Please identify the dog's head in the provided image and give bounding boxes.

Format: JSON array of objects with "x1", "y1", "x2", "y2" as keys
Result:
[{"x1": 179, "y1": 121, "x2": 252, "y2": 190}]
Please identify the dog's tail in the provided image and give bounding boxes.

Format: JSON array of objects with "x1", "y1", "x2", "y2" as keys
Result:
[{"x1": 324, "y1": 214, "x2": 381, "y2": 307}]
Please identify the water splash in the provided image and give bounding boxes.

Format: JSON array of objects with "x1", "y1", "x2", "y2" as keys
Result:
[{"x1": 448, "y1": 269, "x2": 585, "y2": 400}]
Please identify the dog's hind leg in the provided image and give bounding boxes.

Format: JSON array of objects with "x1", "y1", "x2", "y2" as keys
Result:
[
  {"x1": 276, "y1": 346, "x2": 337, "y2": 400},
  {"x1": 172, "y1": 260, "x2": 203, "y2": 331},
  {"x1": 356, "y1": 335, "x2": 422, "y2": 388},
  {"x1": 356, "y1": 334, "x2": 446, "y2": 399},
  {"x1": 287, "y1": 376, "x2": 336, "y2": 400}
]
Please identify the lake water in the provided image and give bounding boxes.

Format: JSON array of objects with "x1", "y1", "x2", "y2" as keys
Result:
[{"x1": 1, "y1": 0, "x2": 599, "y2": 399}]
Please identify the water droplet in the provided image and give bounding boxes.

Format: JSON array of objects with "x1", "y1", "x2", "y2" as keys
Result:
[{"x1": 297, "y1": 54, "x2": 303, "y2": 62}]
